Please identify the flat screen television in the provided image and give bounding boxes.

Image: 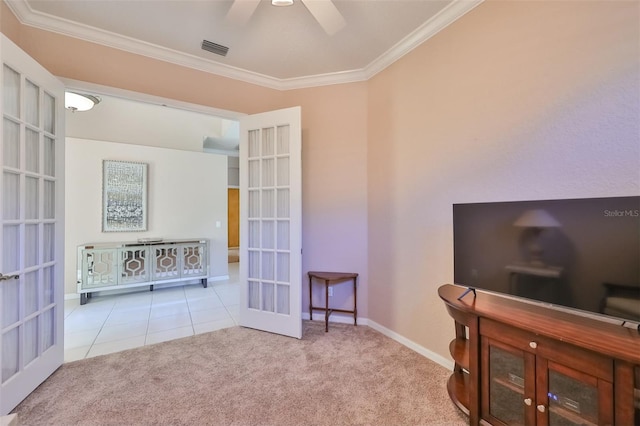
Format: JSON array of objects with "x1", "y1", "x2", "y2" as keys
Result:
[{"x1": 453, "y1": 196, "x2": 640, "y2": 325}]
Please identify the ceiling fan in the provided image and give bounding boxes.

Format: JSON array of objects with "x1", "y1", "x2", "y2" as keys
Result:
[{"x1": 226, "y1": 0, "x2": 346, "y2": 36}]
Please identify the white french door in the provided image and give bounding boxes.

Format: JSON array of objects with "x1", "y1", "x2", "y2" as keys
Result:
[
  {"x1": 238, "y1": 107, "x2": 302, "y2": 339},
  {"x1": 0, "y1": 35, "x2": 65, "y2": 415}
]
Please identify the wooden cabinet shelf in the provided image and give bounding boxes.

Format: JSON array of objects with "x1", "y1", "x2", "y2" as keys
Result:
[
  {"x1": 449, "y1": 338, "x2": 470, "y2": 370},
  {"x1": 549, "y1": 405, "x2": 598, "y2": 426},
  {"x1": 447, "y1": 371, "x2": 470, "y2": 416},
  {"x1": 493, "y1": 377, "x2": 524, "y2": 395},
  {"x1": 439, "y1": 283, "x2": 640, "y2": 426}
]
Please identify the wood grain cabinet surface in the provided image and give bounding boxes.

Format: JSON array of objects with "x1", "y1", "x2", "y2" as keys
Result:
[{"x1": 439, "y1": 284, "x2": 640, "y2": 426}]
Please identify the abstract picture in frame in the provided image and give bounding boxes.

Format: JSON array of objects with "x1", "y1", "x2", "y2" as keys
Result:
[{"x1": 102, "y1": 160, "x2": 148, "y2": 232}]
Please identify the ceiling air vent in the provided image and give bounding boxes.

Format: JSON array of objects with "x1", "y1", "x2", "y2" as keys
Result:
[{"x1": 201, "y1": 40, "x2": 229, "y2": 57}]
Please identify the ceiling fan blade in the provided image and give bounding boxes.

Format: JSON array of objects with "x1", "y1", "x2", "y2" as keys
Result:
[
  {"x1": 301, "y1": 0, "x2": 346, "y2": 36},
  {"x1": 226, "y1": 0, "x2": 261, "y2": 26}
]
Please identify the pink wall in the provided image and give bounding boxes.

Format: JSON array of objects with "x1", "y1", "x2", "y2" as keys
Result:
[
  {"x1": 0, "y1": 1, "x2": 20, "y2": 39},
  {"x1": 284, "y1": 84, "x2": 368, "y2": 316},
  {"x1": 367, "y1": 0, "x2": 639, "y2": 359}
]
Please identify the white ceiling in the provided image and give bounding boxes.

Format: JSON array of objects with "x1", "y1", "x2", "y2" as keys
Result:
[{"x1": 6, "y1": 0, "x2": 482, "y2": 90}]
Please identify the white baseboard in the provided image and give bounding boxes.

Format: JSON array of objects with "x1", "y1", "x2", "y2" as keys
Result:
[
  {"x1": 1, "y1": 414, "x2": 17, "y2": 426},
  {"x1": 303, "y1": 312, "x2": 453, "y2": 370},
  {"x1": 366, "y1": 319, "x2": 454, "y2": 370},
  {"x1": 303, "y1": 311, "x2": 365, "y2": 325},
  {"x1": 208, "y1": 275, "x2": 229, "y2": 282}
]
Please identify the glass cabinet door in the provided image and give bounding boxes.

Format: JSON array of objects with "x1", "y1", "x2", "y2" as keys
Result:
[
  {"x1": 181, "y1": 243, "x2": 206, "y2": 277},
  {"x1": 82, "y1": 248, "x2": 118, "y2": 288},
  {"x1": 482, "y1": 337, "x2": 535, "y2": 425},
  {"x1": 152, "y1": 245, "x2": 180, "y2": 281},
  {"x1": 537, "y1": 359, "x2": 613, "y2": 426},
  {"x1": 120, "y1": 247, "x2": 150, "y2": 284}
]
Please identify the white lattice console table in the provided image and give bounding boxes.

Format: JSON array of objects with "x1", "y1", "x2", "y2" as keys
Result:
[{"x1": 77, "y1": 239, "x2": 209, "y2": 305}]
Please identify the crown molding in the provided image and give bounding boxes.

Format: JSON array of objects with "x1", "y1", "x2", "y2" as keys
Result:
[
  {"x1": 277, "y1": 68, "x2": 369, "y2": 90},
  {"x1": 363, "y1": 0, "x2": 483, "y2": 79},
  {"x1": 4, "y1": 0, "x2": 483, "y2": 91}
]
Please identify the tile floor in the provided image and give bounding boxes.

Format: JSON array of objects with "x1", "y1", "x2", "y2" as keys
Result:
[{"x1": 63, "y1": 262, "x2": 240, "y2": 362}]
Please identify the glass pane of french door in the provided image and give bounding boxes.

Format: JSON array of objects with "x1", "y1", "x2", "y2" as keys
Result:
[
  {"x1": 1, "y1": 35, "x2": 64, "y2": 415},
  {"x1": 246, "y1": 126, "x2": 292, "y2": 316}
]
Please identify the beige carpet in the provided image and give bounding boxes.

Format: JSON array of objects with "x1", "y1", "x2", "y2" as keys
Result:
[{"x1": 13, "y1": 321, "x2": 468, "y2": 426}]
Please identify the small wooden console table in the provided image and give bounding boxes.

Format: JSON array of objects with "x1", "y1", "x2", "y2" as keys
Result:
[{"x1": 308, "y1": 271, "x2": 358, "y2": 332}]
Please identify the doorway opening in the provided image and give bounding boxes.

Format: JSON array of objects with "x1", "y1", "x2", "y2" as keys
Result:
[{"x1": 63, "y1": 84, "x2": 243, "y2": 361}]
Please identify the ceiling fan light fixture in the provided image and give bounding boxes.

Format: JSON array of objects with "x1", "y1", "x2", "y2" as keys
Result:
[
  {"x1": 65, "y1": 91, "x2": 101, "y2": 112},
  {"x1": 272, "y1": 0, "x2": 293, "y2": 6}
]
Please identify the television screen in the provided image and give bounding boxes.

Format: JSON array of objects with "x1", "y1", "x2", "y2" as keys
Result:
[{"x1": 453, "y1": 196, "x2": 640, "y2": 323}]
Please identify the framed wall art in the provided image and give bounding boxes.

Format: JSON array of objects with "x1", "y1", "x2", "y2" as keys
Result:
[{"x1": 102, "y1": 160, "x2": 148, "y2": 232}]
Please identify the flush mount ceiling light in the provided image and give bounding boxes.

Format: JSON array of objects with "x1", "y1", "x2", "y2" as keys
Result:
[
  {"x1": 271, "y1": 0, "x2": 293, "y2": 6},
  {"x1": 65, "y1": 91, "x2": 101, "y2": 112}
]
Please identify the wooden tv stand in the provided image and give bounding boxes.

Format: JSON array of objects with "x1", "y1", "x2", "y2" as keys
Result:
[{"x1": 438, "y1": 284, "x2": 640, "y2": 426}]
